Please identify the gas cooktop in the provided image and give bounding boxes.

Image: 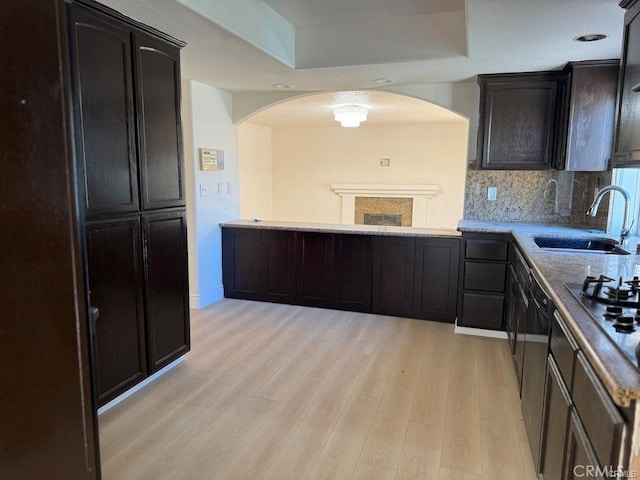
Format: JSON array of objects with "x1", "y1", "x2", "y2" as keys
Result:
[{"x1": 565, "y1": 275, "x2": 640, "y2": 369}]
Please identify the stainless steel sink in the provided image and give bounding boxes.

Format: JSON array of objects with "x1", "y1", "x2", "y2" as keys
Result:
[{"x1": 532, "y1": 236, "x2": 630, "y2": 255}]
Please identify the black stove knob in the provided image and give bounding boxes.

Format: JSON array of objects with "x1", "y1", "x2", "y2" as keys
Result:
[{"x1": 604, "y1": 306, "x2": 623, "y2": 318}]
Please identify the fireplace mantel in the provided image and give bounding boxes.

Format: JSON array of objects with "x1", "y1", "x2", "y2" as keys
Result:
[{"x1": 330, "y1": 184, "x2": 440, "y2": 227}]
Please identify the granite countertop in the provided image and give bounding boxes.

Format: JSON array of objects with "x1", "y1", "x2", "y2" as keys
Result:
[
  {"x1": 221, "y1": 219, "x2": 461, "y2": 238},
  {"x1": 459, "y1": 219, "x2": 640, "y2": 407}
]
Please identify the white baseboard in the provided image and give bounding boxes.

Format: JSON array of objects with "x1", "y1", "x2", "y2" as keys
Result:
[
  {"x1": 97, "y1": 357, "x2": 184, "y2": 415},
  {"x1": 454, "y1": 323, "x2": 508, "y2": 339},
  {"x1": 189, "y1": 286, "x2": 224, "y2": 309}
]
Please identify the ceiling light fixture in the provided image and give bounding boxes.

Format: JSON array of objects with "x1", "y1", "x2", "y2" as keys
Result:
[
  {"x1": 272, "y1": 83, "x2": 295, "y2": 89},
  {"x1": 333, "y1": 105, "x2": 369, "y2": 128},
  {"x1": 574, "y1": 33, "x2": 607, "y2": 42}
]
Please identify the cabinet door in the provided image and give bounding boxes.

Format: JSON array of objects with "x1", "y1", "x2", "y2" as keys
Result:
[
  {"x1": 412, "y1": 237, "x2": 460, "y2": 322},
  {"x1": 506, "y1": 265, "x2": 519, "y2": 355},
  {"x1": 333, "y1": 234, "x2": 372, "y2": 312},
  {"x1": 561, "y1": 62, "x2": 618, "y2": 171},
  {"x1": 143, "y1": 211, "x2": 190, "y2": 373},
  {"x1": 514, "y1": 281, "x2": 528, "y2": 387},
  {"x1": 69, "y1": 5, "x2": 138, "y2": 217},
  {"x1": 86, "y1": 217, "x2": 146, "y2": 406},
  {"x1": 296, "y1": 232, "x2": 334, "y2": 307},
  {"x1": 222, "y1": 228, "x2": 261, "y2": 300},
  {"x1": 564, "y1": 411, "x2": 605, "y2": 480},
  {"x1": 459, "y1": 292, "x2": 505, "y2": 329},
  {"x1": 261, "y1": 230, "x2": 296, "y2": 304},
  {"x1": 478, "y1": 75, "x2": 560, "y2": 169},
  {"x1": 540, "y1": 356, "x2": 572, "y2": 480},
  {"x1": 371, "y1": 236, "x2": 415, "y2": 317},
  {"x1": 134, "y1": 34, "x2": 184, "y2": 209},
  {"x1": 571, "y1": 353, "x2": 624, "y2": 470},
  {"x1": 615, "y1": 5, "x2": 640, "y2": 166}
]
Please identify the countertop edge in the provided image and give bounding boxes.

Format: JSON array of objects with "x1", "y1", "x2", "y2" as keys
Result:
[{"x1": 221, "y1": 220, "x2": 461, "y2": 238}]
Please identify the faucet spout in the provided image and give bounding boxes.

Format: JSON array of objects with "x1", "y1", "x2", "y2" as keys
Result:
[{"x1": 586, "y1": 185, "x2": 633, "y2": 243}]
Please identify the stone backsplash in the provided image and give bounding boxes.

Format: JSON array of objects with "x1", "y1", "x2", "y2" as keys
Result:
[{"x1": 464, "y1": 169, "x2": 612, "y2": 230}]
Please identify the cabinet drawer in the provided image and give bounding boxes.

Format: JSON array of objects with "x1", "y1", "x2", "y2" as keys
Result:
[
  {"x1": 465, "y1": 238, "x2": 509, "y2": 261},
  {"x1": 572, "y1": 352, "x2": 624, "y2": 469},
  {"x1": 464, "y1": 261, "x2": 507, "y2": 292},
  {"x1": 460, "y1": 292, "x2": 505, "y2": 329},
  {"x1": 550, "y1": 310, "x2": 579, "y2": 389}
]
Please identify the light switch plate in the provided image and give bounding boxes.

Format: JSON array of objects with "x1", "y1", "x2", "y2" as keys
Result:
[
  {"x1": 487, "y1": 186, "x2": 497, "y2": 201},
  {"x1": 379, "y1": 158, "x2": 390, "y2": 167}
]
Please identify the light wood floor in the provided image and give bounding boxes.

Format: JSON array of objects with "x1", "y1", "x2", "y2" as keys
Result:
[{"x1": 99, "y1": 299, "x2": 537, "y2": 480}]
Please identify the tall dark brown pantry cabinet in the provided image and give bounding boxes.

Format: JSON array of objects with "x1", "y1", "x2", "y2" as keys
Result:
[{"x1": 69, "y1": 1, "x2": 190, "y2": 407}]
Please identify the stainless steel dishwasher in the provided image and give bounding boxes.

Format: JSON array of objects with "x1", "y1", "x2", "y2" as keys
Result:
[{"x1": 521, "y1": 270, "x2": 553, "y2": 472}]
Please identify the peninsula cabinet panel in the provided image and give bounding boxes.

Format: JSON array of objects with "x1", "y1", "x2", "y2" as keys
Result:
[
  {"x1": 222, "y1": 228, "x2": 261, "y2": 300},
  {"x1": 143, "y1": 211, "x2": 190, "y2": 372},
  {"x1": 69, "y1": 5, "x2": 139, "y2": 218},
  {"x1": 412, "y1": 238, "x2": 460, "y2": 322},
  {"x1": 86, "y1": 217, "x2": 146, "y2": 405},
  {"x1": 333, "y1": 234, "x2": 373, "y2": 312},
  {"x1": 134, "y1": 35, "x2": 184, "y2": 209},
  {"x1": 477, "y1": 73, "x2": 561, "y2": 170},
  {"x1": 296, "y1": 232, "x2": 334, "y2": 308},
  {"x1": 372, "y1": 236, "x2": 415, "y2": 317},
  {"x1": 261, "y1": 230, "x2": 296, "y2": 304}
]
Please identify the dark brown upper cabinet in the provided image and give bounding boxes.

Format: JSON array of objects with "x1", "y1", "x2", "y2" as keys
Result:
[
  {"x1": 478, "y1": 63, "x2": 618, "y2": 171},
  {"x1": 614, "y1": 1, "x2": 640, "y2": 167},
  {"x1": 557, "y1": 60, "x2": 619, "y2": 171},
  {"x1": 477, "y1": 72, "x2": 562, "y2": 170},
  {"x1": 134, "y1": 34, "x2": 185, "y2": 209},
  {"x1": 69, "y1": 5, "x2": 185, "y2": 218},
  {"x1": 70, "y1": 6, "x2": 139, "y2": 217}
]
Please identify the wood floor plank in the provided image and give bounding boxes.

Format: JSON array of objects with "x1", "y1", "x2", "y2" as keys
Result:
[
  {"x1": 306, "y1": 394, "x2": 381, "y2": 480},
  {"x1": 439, "y1": 335, "x2": 483, "y2": 476},
  {"x1": 410, "y1": 322, "x2": 453, "y2": 427},
  {"x1": 396, "y1": 422, "x2": 443, "y2": 480},
  {"x1": 262, "y1": 353, "x2": 371, "y2": 480},
  {"x1": 217, "y1": 374, "x2": 328, "y2": 480},
  {"x1": 352, "y1": 317, "x2": 411, "y2": 398},
  {"x1": 351, "y1": 462, "x2": 396, "y2": 480},
  {"x1": 359, "y1": 320, "x2": 429, "y2": 469},
  {"x1": 176, "y1": 396, "x2": 280, "y2": 480},
  {"x1": 438, "y1": 468, "x2": 483, "y2": 480},
  {"x1": 101, "y1": 402, "x2": 207, "y2": 479}
]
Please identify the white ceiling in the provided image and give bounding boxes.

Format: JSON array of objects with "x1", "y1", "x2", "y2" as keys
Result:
[
  {"x1": 96, "y1": 0, "x2": 625, "y2": 126},
  {"x1": 98, "y1": 0, "x2": 625, "y2": 92}
]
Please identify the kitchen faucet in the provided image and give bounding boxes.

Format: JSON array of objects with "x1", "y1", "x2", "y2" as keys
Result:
[
  {"x1": 586, "y1": 185, "x2": 634, "y2": 244},
  {"x1": 543, "y1": 178, "x2": 558, "y2": 214}
]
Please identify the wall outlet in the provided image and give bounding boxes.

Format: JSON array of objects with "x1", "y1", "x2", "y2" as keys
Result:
[
  {"x1": 379, "y1": 158, "x2": 390, "y2": 167},
  {"x1": 487, "y1": 186, "x2": 497, "y2": 201},
  {"x1": 199, "y1": 183, "x2": 208, "y2": 196}
]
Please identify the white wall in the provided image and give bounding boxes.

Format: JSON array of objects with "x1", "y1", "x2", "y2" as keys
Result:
[
  {"x1": 183, "y1": 80, "x2": 239, "y2": 309},
  {"x1": 269, "y1": 122, "x2": 468, "y2": 229},
  {"x1": 238, "y1": 122, "x2": 273, "y2": 219}
]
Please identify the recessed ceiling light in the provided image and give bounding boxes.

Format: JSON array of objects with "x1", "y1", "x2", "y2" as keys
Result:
[
  {"x1": 272, "y1": 83, "x2": 295, "y2": 89},
  {"x1": 574, "y1": 33, "x2": 607, "y2": 42},
  {"x1": 373, "y1": 78, "x2": 395, "y2": 85}
]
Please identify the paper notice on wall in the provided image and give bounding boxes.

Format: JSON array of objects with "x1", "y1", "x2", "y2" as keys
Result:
[{"x1": 199, "y1": 148, "x2": 224, "y2": 171}]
